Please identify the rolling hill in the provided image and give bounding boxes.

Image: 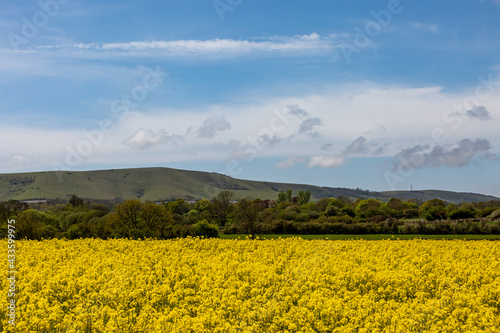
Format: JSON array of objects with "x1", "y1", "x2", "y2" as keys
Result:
[{"x1": 0, "y1": 167, "x2": 498, "y2": 204}]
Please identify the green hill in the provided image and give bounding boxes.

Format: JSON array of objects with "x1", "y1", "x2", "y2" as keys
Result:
[{"x1": 0, "y1": 167, "x2": 497, "y2": 203}]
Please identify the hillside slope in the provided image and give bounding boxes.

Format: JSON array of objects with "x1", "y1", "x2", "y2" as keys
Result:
[{"x1": 0, "y1": 167, "x2": 497, "y2": 203}]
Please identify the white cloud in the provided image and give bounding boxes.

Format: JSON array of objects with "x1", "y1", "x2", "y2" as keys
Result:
[
  {"x1": 122, "y1": 129, "x2": 184, "y2": 149},
  {"x1": 343, "y1": 136, "x2": 387, "y2": 156},
  {"x1": 392, "y1": 138, "x2": 494, "y2": 170},
  {"x1": 465, "y1": 105, "x2": 493, "y2": 121},
  {"x1": 298, "y1": 117, "x2": 322, "y2": 138},
  {"x1": 33, "y1": 33, "x2": 340, "y2": 58},
  {"x1": 197, "y1": 116, "x2": 231, "y2": 138},
  {"x1": 276, "y1": 157, "x2": 304, "y2": 169},
  {"x1": 1, "y1": 81, "x2": 498, "y2": 173},
  {"x1": 1, "y1": 154, "x2": 33, "y2": 168},
  {"x1": 308, "y1": 155, "x2": 345, "y2": 168}
]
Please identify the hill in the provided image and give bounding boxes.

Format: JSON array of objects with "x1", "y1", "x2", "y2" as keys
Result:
[{"x1": 0, "y1": 167, "x2": 497, "y2": 204}]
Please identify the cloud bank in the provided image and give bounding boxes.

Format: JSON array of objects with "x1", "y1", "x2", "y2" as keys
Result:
[{"x1": 393, "y1": 138, "x2": 494, "y2": 170}]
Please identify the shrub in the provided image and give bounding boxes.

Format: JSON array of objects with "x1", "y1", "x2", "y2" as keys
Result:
[
  {"x1": 341, "y1": 207, "x2": 356, "y2": 218},
  {"x1": 490, "y1": 209, "x2": 500, "y2": 220},
  {"x1": 449, "y1": 209, "x2": 476, "y2": 220},
  {"x1": 192, "y1": 219, "x2": 219, "y2": 238},
  {"x1": 325, "y1": 206, "x2": 339, "y2": 217},
  {"x1": 66, "y1": 224, "x2": 83, "y2": 239}
]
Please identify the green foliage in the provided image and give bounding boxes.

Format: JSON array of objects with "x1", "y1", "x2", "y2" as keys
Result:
[
  {"x1": 193, "y1": 199, "x2": 210, "y2": 212},
  {"x1": 0, "y1": 200, "x2": 30, "y2": 221},
  {"x1": 69, "y1": 194, "x2": 85, "y2": 207},
  {"x1": 328, "y1": 198, "x2": 344, "y2": 209},
  {"x1": 17, "y1": 209, "x2": 61, "y2": 239},
  {"x1": 298, "y1": 191, "x2": 311, "y2": 205},
  {"x1": 277, "y1": 192, "x2": 288, "y2": 204},
  {"x1": 301, "y1": 202, "x2": 316, "y2": 212},
  {"x1": 316, "y1": 199, "x2": 329, "y2": 213},
  {"x1": 341, "y1": 207, "x2": 356, "y2": 218},
  {"x1": 192, "y1": 219, "x2": 219, "y2": 238},
  {"x1": 277, "y1": 189, "x2": 293, "y2": 204},
  {"x1": 65, "y1": 224, "x2": 82, "y2": 239},
  {"x1": 235, "y1": 198, "x2": 261, "y2": 238},
  {"x1": 355, "y1": 199, "x2": 383, "y2": 218},
  {"x1": 165, "y1": 198, "x2": 191, "y2": 215},
  {"x1": 325, "y1": 206, "x2": 340, "y2": 217},
  {"x1": 4, "y1": 193, "x2": 500, "y2": 239},
  {"x1": 419, "y1": 199, "x2": 447, "y2": 221},
  {"x1": 114, "y1": 199, "x2": 142, "y2": 228},
  {"x1": 210, "y1": 191, "x2": 235, "y2": 226},
  {"x1": 489, "y1": 209, "x2": 500, "y2": 220}
]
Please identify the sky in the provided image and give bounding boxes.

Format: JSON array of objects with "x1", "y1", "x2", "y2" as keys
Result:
[{"x1": 1, "y1": 0, "x2": 500, "y2": 197}]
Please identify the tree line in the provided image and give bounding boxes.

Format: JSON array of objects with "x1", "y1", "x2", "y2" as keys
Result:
[{"x1": 1, "y1": 191, "x2": 500, "y2": 240}]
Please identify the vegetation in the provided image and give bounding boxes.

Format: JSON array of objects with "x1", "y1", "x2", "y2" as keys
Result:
[
  {"x1": 1, "y1": 167, "x2": 498, "y2": 203},
  {"x1": 1, "y1": 190, "x2": 500, "y2": 240},
  {"x1": 3, "y1": 237, "x2": 499, "y2": 331}
]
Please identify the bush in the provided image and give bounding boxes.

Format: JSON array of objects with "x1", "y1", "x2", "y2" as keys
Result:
[
  {"x1": 325, "y1": 206, "x2": 339, "y2": 217},
  {"x1": 192, "y1": 220, "x2": 219, "y2": 238},
  {"x1": 66, "y1": 224, "x2": 82, "y2": 239},
  {"x1": 340, "y1": 207, "x2": 356, "y2": 218},
  {"x1": 402, "y1": 209, "x2": 419, "y2": 219},
  {"x1": 490, "y1": 209, "x2": 500, "y2": 220},
  {"x1": 37, "y1": 225, "x2": 57, "y2": 239},
  {"x1": 449, "y1": 209, "x2": 476, "y2": 220}
]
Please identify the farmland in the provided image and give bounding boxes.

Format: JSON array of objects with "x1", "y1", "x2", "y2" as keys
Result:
[{"x1": 2, "y1": 238, "x2": 499, "y2": 332}]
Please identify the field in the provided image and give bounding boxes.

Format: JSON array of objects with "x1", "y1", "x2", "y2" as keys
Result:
[
  {"x1": 2, "y1": 238, "x2": 500, "y2": 332},
  {"x1": 221, "y1": 234, "x2": 500, "y2": 240}
]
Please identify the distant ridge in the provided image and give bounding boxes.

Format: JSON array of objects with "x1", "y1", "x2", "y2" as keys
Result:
[{"x1": 0, "y1": 167, "x2": 497, "y2": 203}]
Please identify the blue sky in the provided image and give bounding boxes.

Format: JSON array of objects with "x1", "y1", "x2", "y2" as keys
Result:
[{"x1": 1, "y1": 0, "x2": 499, "y2": 197}]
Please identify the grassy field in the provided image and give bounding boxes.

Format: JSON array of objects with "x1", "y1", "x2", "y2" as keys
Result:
[
  {"x1": 220, "y1": 234, "x2": 500, "y2": 240},
  {"x1": 1, "y1": 167, "x2": 498, "y2": 202}
]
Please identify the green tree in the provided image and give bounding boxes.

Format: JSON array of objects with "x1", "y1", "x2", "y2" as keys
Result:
[
  {"x1": 277, "y1": 189, "x2": 293, "y2": 204},
  {"x1": 192, "y1": 219, "x2": 219, "y2": 238},
  {"x1": 298, "y1": 191, "x2": 311, "y2": 205},
  {"x1": 165, "y1": 198, "x2": 191, "y2": 215},
  {"x1": 17, "y1": 209, "x2": 59, "y2": 239},
  {"x1": 141, "y1": 201, "x2": 173, "y2": 237},
  {"x1": 114, "y1": 199, "x2": 142, "y2": 228},
  {"x1": 355, "y1": 199, "x2": 383, "y2": 218},
  {"x1": 277, "y1": 192, "x2": 288, "y2": 204},
  {"x1": 419, "y1": 199, "x2": 447, "y2": 221},
  {"x1": 69, "y1": 194, "x2": 85, "y2": 207},
  {"x1": 0, "y1": 200, "x2": 29, "y2": 221},
  {"x1": 235, "y1": 198, "x2": 260, "y2": 239},
  {"x1": 210, "y1": 191, "x2": 234, "y2": 226}
]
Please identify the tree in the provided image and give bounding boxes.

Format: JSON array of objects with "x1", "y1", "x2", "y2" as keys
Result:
[
  {"x1": 141, "y1": 201, "x2": 173, "y2": 237},
  {"x1": 69, "y1": 194, "x2": 85, "y2": 207},
  {"x1": 210, "y1": 191, "x2": 234, "y2": 226},
  {"x1": 0, "y1": 200, "x2": 29, "y2": 221},
  {"x1": 236, "y1": 198, "x2": 260, "y2": 239},
  {"x1": 114, "y1": 199, "x2": 142, "y2": 228},
  {"x1": 386, "y1": 198, "x2": 406, "y2": 211},
  {"x1": 419, "y1": 199, "x2": 447, "y2": 221},
  {"x1": 17, "y1": 209, "x2": 59, "y2": 239},
  {"x1": 298, "y1": 191, "x2": 311, "y2": 205},
  {"x1": 165, "y1": 198, "x2": 190, "y2": 215},
  {"x1": 192, "y1": 219, "x2": 219, "y2": 238},
  {"x1": 355, "y1": 199, "x2": 383, "y2": 218},
  {"x1": 277, "y1": 189, "x2": 293, "y2": 204},
  {"x1": 277, "y1": 192, "x2": 288, "y2": 204}
]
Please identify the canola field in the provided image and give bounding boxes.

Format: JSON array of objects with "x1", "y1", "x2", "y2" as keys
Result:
[{"x1": 1, "y1": 238, "x2": 500, "y2": 332}]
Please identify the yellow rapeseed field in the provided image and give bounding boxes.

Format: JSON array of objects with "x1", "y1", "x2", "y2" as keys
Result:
[{"x1": 1, "y1": 237, "x2": 499, "y2": 332}]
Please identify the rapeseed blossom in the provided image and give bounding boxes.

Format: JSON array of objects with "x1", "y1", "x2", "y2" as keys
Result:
[{"x1": 1, "y1": 238, "x2": 499, "y2": 332}]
